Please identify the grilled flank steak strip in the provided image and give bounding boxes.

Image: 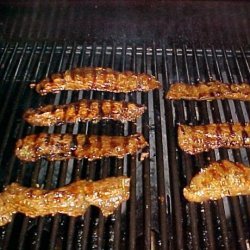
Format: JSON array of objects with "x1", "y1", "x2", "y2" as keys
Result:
[
  {"x1": 30, "y1": 67, "x2": 161, "y2": 95},
  {"x1": 0, "y1": 176, "x2": 130, "y2": 226},
  {"x1": 166, "y1": 81, "x2": 250, "y2": 101},
  {"x1": 15, "y1": 133, "x2": 148, "y2": 162},
  {"x1": 183, "y1": 160, "x2": 250, "y2": 202},
  {"x1": 178, "y1": 123, "x2": 250, "y2": 155},
  {"x1": 23, "y1": 99, "x2": 146, "y2": 126}
]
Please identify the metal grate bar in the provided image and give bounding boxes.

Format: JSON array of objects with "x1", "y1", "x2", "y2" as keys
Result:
[
  {"x1": 224, "y1": 48, "x2": 250, "y2": 249},
  {"x1": 198, "y1": 48, "x2": 231, "y2": 250},
  {"x1": 166, "y1": 44, "x2": 184, "y2": 250},
  {"x1": 112, "y1": 42, "x2": 127, "y2": 250},
  {"x1": 128, "y1": 44, "x2": 139, "y2": 250},
  {"x1": 188, "y1": 47, "x2": 217, "y2": 250},
  {"x1": 205, "y1": 47, "x2": 247, "y2": 250},
  {"x1": 197, "y1": 49, "x2": 229, "y2": 250},
  {"x1": 183, "y1": 46, "x2": 209, "y2": 250},
  {"x1": 152, "y1": 44, "x2": 169, "y2": 250},
  {"x1": 214, "y1": 47, "x2": 247, "y2": 250}
]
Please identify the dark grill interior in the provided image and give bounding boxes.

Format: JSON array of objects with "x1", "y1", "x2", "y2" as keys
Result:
[
  {"x1": 0, "y1": 42, "x2": 250, "y2": 249},
  {"x1": 1, "y1": 1, "x2": 250, "y2": 45}
]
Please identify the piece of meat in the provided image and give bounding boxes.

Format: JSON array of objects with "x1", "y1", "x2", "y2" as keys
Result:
[
  {"x1": 15, "y1": 133, "x2": 148, "y2": 162},
  {"x1": 30, "y1": 67, "x2": 161, "y2": 95},
  {"x1": 178, "y1": 123, "x2": 250, "y2": 155},
  {"x1": 166, "y1": 81, "x2": 250, "y2": 101},
  {"x1": 23, "y1": 99, "x2": 146, "y2": 126},
  {"x1": 183, "y1": 160, "x2": 250, "y2": 202},
  {"x1": 0, "y1": 176, "x2": 130, "y2": 226}
]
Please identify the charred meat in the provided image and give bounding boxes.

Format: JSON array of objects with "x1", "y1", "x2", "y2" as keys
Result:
[
  {"x1": 15, "y1": 133, "x2": 148, "y2": 162},
  {"x1": 166, "y1": 81, "x2": 250, "y2": 101},
  {"x1": 23, "y1": 99, "x2": 146, "y2": 126},
  {"x1": 0, "y1": 176, "x2": 130, "y2": 226},
  {"x1": 30, "y1": 67, "x2": 161, "y2": 95},
  {"x1": 183, "y1": 160, "x2": 250, "y2": 202},
  {"x1": 178, "y1": 123, "x2": 250, "y2": 154}
]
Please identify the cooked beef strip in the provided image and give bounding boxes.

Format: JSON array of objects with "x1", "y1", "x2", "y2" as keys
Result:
[
  {"x1": 184, "y1": 160, "x2": 250, "y2": 202},
  {"x1": 30, "y1": 67, "x2": 161, "y2": 95},
  {"x1": 166, "y1": 81, "x2": 250, "y2": 101},
  {"x1": 15, "y1": 133, "x2": 148, "y2": 162},
  {"x1": 23, "y1": 99, "x2": 146, "y2": 126},
  {"x1": 178, "y1": 123, "x2": 250, "y2": 154},
  {"x1": 0, "y1": 176, "x2": 130, "y2": 226}
]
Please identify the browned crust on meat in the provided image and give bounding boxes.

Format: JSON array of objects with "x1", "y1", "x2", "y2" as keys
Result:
[
  {"x1": 30, "y1": 67, "x2": 161, "y2": 95},
  {"x1": 0, "y1": 176, "x2": 130, "y2": 226},
  {"x1": 23, "y1": 99, "x2": 146, "y2": 126},
  {"x1": 166, "y1": 81, "x2": 250, "y2": 101},
  {"x1": 178, "y1": 123, "x2": 250, "y2": 154},
  {"x1": 183, "y1": 160, "x2": 250, "y2": 202},
  {"x1": 15, "y1": 133, "x2": 148, "y2": 162}
]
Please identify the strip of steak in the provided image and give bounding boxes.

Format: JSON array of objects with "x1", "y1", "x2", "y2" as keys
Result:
[
  {"x1": 23, "y1": 99, "x2": 146, "y2": 126},
  {"x1": 30, "y1": 67, "x2": 161, "y2": 95},
  {"x1": 178, "y1": 123, "x2": 250, "y2": 154},
  {"x1": 15, "y1": 133, "x2": 148, "y2": 162},
  {"x1": 166, "y1": 81, "x2": 250, "y2": 101},
  {"x1": 0, "y1": 176, "x2": 130, "y2": 226},
  {"x1": 183, "y1": 160, "x2": 250, "y2": 202}
]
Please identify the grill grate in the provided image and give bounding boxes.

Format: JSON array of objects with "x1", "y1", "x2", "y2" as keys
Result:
[{"x1": 0, "y1": 42, "x2": 250, "y2": 249}]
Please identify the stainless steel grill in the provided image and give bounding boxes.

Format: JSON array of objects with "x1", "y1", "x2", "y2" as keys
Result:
[{"x1": 0, "y1": 42, "x2": 249, "y2": 249}]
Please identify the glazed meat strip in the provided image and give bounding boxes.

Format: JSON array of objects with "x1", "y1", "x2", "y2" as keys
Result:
[
  {"x1": 0, "y1": 176, "x2": 130, "y2": 226},
  {"x1": 15, "y1": 133, "x2": 148, "y2": 162},
  {"x1": 178, "y1": 123, "x2": 250, "y2": 155},
  {"x1": 166, "y1": 81, "x2": 250, "y2": 101},
  {"x1": 30, "y1": 67, "x2": 161, "y2": 95},
  {"x1": 184, "y1": 160, "x2": 250, "y2": 202},
  {"x1": 23, "y1": 99, "x2": 146, "y2": 126}
]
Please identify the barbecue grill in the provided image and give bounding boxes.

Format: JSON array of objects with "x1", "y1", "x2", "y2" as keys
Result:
[{"x1": 1, "y1": 1, "x2": 250, "y2": 250}]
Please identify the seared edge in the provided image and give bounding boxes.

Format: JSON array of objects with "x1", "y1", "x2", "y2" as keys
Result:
[
  {"x1": 0, "y1": 176, "x2": 130, "y2": 226},
  {"x1": 178, "y1": 123, "x2": 250, "y2": 154},
  {"x1": 23, "y1": 99, "x2": 146, "y2": 126},
  {"x1": 183, "y1": 160, "x2": 250, "y2": 202},
  {"x1": 30, "y1": 67, "x2": 161, "y2": 95},
  {"x1": 15, "y1": 133, "x2": 149, "y2": 162},
  {"x1": 166, "y1": 81, "x2": 250, "y2": 101}
]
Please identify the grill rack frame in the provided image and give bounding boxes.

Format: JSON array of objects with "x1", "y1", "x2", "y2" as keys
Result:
[{"x1": 0, "y1": 41, "x2": 249, "y2": 249}]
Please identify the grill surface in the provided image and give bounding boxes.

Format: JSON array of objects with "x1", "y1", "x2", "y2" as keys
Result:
[{"x1": 0, "y1": 42, "x2": 250, "y2": 249}]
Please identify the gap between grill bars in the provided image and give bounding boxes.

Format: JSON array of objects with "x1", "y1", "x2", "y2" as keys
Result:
[{"x1": 0, "y1": 42, "x2": 249, "y2": 249}]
